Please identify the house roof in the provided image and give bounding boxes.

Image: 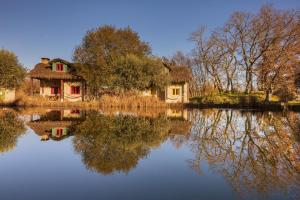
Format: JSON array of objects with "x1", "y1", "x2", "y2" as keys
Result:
[
  {"x1": 168, "y1": 65, "x2": 192, "y2": 83},
  {"x1": 27, "y1": 121, "x2": 73, "y2": 141},
  {"x1": 28, "y1": 58, "x2": 84, "y2": 80}
]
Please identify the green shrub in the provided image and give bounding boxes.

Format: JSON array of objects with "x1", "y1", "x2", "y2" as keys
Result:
[{"x1": 190, "y1": 92, "x2": 278, "y2": 105}]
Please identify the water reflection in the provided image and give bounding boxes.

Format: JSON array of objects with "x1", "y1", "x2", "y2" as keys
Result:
[
  {"x1": 72, "y1": 112, "x2": 171, "y2": 174},
  {"x1": 27, "y1": 109, "x2": 85, "y2": 141},
  {"x1": 25, "y1": 108, "x2": 191, "y2": 174},
  {"x1": 189, "y1": 109, "x2": 300, "y2": 198},
  {"x1": 4, "y1": 108, "x2": 300, "y2": 199},
  {"x1": 0, "y1": 110, "x2": 25, "y2": 153}
]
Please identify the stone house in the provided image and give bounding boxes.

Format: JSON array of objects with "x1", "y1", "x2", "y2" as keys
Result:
[
  {"x1": 142, "y1": 64, "x2": 192, "y2": 103},
  {"x1": 162, "y1": 64, "x2": 192, "y2": 103}
]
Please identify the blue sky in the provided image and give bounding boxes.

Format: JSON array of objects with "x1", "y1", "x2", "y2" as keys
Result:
[{"x1": 0, "y1": 0, "x2": 299, "y2": 69}]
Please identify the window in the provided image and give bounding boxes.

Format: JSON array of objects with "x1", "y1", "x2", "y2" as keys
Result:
[
  {"x1": 56, "y1": 63, "x2": 64, "y2": 71},
  {"x1": 70, "y1": 110, "x2": 80, "y2": 114},
  {"x1": 71, "y1": 86, "x2": 80, "y2": 94},
  {"x1": 51, "y1": 87, "x2": 61, "y2": 95},
  {"x1": 172, "y1": 88, "x2": 180, "y2": 95},
  {"x1": 172, "y1": 109, "x2": 180, "y2": 114},
  {"x1": 56, "y1": 128, "x2": 63, "y2": 137}
]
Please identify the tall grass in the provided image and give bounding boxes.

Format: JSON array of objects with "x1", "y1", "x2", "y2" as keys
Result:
[{"x1": 14, "y1": 91, "x2": 166, "y2": 109}]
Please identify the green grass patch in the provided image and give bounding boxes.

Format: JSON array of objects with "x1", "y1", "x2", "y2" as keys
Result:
[
  {"x1": 190, "y1": 92, "x2": 280, "y2": 105},
  {"x1": 287, "y1": 100, "x2": 300, "y2": 106}
]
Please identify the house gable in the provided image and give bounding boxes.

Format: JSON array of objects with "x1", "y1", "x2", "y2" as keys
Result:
[{"x1": 51, "y1": 62, "x2": 69, "y2": 72}]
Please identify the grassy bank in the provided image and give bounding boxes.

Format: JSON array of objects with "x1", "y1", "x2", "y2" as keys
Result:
[
  {"x1": 2, "y1": 92, "x2": 300, "y2": 111},
  {"x1": 189, "y1": 93, "x2": 300, "y2": 111},
  {"x1": 9, "y1": 93, "x2": 166, "y2": 109}
]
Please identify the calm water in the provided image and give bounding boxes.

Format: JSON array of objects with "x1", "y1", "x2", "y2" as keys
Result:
[{"x1": 0, "y1": 108, "x2": 299, "y2": 200}]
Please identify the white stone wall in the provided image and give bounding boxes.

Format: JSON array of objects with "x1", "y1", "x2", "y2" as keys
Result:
[
  {"x1": 63, "y1": 81, "x2": 83, "y2": 102},
  {"x1": 39, "y1": 80, "x2": 83, "y2": 102},
  {"x1": 40, "y1": 80, "x2": 60, "y2": 96},
  {"x1": 165, "y1": 83, "x2": 189, "y2": 103}
]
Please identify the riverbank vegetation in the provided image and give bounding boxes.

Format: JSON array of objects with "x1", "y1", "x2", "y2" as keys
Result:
[{"x1": 15, "y1": 90, "x2": 166, "y2": 109}]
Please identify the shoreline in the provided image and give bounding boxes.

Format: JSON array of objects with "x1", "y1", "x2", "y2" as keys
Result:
[
  {"x1": 186, "y1": 102, "x2": 300, "y2": 112},
  {"x1": 1, "y1": 101, "x2": 300, "y2": 112}
]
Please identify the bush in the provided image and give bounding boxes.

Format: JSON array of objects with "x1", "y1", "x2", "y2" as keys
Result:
[
  {"x1": 190, "y1": 92, "x2": 274, "y2": 106},
  {"x1": 273, "y1": 86, "x2": 297, "y2": 102}
]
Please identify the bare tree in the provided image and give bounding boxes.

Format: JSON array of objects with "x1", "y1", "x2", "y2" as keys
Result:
[
  {"x1": 256, "y1": 6, "x2": 300, "y2": 101},
  {"x1": 190, "y1": 5, "x2": 300, "y2": 100},
  {"x1": 191, "y1": 27, "x2": 225, "y2": 93}
]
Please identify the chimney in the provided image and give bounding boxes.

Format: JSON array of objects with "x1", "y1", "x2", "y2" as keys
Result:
[{"x1": 41, "y1": 57, "x2": 50, "y2": 64}]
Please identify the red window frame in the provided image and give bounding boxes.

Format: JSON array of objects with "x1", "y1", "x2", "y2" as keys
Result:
[
  {"x1": 56, "y1": 128, "x2": 63, "y2": 137},
  {"x1": 56, "y1": 63, "x2": 64, "y2": 71},
  {"x1": 70, "y1": 110, "x2": 80, "y2": 114},
  {"x1": 70, "y1": 86, "x2": 80, "y2": 94},
  {"x1": 51, "y1": 87, "x2": 61, "y2": 95}
]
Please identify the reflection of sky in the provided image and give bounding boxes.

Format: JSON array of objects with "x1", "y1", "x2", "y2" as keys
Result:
[{"x1": 0, "y1": 128, "x2": 235, "y2": 200}]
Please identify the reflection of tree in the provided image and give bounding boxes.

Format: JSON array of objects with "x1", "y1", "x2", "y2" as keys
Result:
[
  {"x1": 72, "y1": 112, "x2": 170, "y2": 174},
  {"x1": 169, "y1": 120, "x2": 191, "y2": 149},
  {"x1": 189, "y1": 109, "x2": 300, "y2": 198},
  {"x1": 0, "y1": 111, "x2": 25, "y2": 153}
]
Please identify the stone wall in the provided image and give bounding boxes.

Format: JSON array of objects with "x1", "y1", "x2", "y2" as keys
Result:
[{"x1": 165, "y1": 83, "x2": 189, "y2": 103}]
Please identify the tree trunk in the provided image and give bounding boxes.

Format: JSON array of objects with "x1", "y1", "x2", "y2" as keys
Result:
[
  {"x1": 30, "y1": 78, "x2": 33, "y2": 96},
  {"x1": 264, "y1": 89, "x2": 271, "y2": 103}
]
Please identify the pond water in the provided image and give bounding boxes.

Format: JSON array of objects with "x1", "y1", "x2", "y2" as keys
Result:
[{"x1": 0, "y1": 108, "x2": 299, "y2": 200}]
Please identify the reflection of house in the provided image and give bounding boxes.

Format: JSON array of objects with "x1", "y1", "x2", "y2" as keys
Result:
[
  {"x1": 62, "y1": 109, "x2": 83, "y2": 118},
  {"x1": 28, "y1": 121, "x2": 72, "y2": 141},
  {"x1": 166, "y1": 108, "x2": 189, "y2": 120},
  {"x1": 27, "y1": 109, "x2": 84, "y2": 141},
  {"x1": 166, "y1": 108, "x2": 191, "y2": 135},
  {"x1": 167, "y1": 109, "x2": 191, "y2": 148},
  {"x1": 29, "y1": 58, "x2": 86, "y2": 102},
  {"x1": 0, "y1": 88, "x2": 15, "y2": 103}
]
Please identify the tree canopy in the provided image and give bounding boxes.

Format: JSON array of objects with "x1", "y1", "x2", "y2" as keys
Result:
[
  {"x1": 113, "y1": 54, "x2": 169, "y2": 91},
  {"x1": 73, "y1": 25, "x2": 169, "y2": 96},
  {"x1": 0, "y1": 49, "x2": 25, "y2": 89}
]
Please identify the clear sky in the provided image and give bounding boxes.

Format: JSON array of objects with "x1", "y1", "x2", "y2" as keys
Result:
[{"x1": 1, "y1": 0, "x2": 299, "y2": 69}]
